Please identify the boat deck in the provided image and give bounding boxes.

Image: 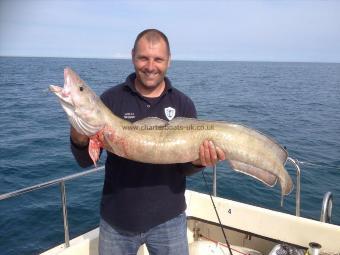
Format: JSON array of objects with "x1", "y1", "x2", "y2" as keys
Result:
[{"x1": 40, "y1": 190, "x2": 340, "y2": 255}]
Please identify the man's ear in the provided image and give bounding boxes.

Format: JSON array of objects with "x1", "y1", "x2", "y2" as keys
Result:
[{"x1": 167, "y1": 55, "x2": 171, "y2": 68}]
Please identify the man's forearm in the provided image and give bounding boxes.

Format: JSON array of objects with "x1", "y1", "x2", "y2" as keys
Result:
[
  {"x1": 70, "y1": 127, "x2": 89, "y2": 147},
  {"x1": 70, "y1": 127, "x2": 94, "y2": 168}
]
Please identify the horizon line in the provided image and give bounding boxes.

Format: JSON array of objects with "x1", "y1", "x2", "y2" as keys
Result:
[{"x1": 0, "y1": 54, "x2": 339, "y2": 65}]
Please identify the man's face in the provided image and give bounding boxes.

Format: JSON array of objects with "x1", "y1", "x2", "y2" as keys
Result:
[{"x1": 132, "y1": 37, "x2": 170, "y2": 90}]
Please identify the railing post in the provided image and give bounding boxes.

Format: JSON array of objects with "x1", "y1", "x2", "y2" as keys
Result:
[
  {"x1": 60, "y1": 181, "x2": 70, "y2": 248},
  {"x1": 287, "y1": 157, "x2": 301, "y2": 217},
  {"x1": 320, "y1": 192, "x2": 333, "y2": 223},
  {"x1": 0, "y1": 166, "x2": 104, "y2": 249},
  {"x1": 212, "y1": 165, "x2": 217, "y2": 196}
]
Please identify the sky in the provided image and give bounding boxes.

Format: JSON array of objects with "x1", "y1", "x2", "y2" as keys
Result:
[{"x1": 0, "y1": 0, "x2": 339, "y2": 63}]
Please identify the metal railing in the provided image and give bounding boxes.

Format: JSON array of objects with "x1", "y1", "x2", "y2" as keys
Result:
[
  {"x1": 0, "y1": 157, "x2": 301, "y2": 248},
  {"x1": 320, "y1": 191, "x2": 333, "y2": 223},
  {"x1": 287, "y1": 157, "x2": 301, "y2": 216},
  {"x1": 0, "y1": 166, "x2": 105, "y2": 248},
  {"x1": 212, "y1": 165, "x2": 217, "y2": 196},
  {"x1": 211, "y1": 157, "x2": 301, "y2": 216}
]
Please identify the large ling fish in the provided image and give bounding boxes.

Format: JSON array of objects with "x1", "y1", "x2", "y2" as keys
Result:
[{"x1": 50, "y1": 68, "x2": 293, "y2": 201}]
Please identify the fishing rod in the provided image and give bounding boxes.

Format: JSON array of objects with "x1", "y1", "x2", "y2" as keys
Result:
[{"x1": 202, "y1": 167, "x2": 234, "y2": 255}]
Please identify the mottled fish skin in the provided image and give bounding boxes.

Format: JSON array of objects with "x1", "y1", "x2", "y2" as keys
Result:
[{"x1": 50, "y1": 67, "x2": 294, "y2": 199}]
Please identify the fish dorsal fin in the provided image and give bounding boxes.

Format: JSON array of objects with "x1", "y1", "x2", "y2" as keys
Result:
[
  {"x1": 169, "y1": 117, "x2": 193, "y2": 124},
  {"x1": 168, "y1": 117, "x2": 207, "y2": 126},
  {"x1": 133, "y1": 117, "x2": 169, "y2": 128}
]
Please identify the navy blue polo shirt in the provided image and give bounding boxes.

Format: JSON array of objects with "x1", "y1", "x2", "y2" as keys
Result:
[{"x1": 71, "y1": 73, "x2": 198, "y2": 232}]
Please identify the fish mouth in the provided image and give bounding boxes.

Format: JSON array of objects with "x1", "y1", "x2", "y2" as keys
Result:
[
  {"x1": 49, "y1": 84, "x2": 76, "y2": 122},
  {"x1": 49, "y1": 85, "x2": 74, "y2": 107},
  {"x1": 49, "y1": 67, "x2": 77, "y2": 105},
  {"x1": 50, "y1": 83, "x2": 86, "y2": 134}
]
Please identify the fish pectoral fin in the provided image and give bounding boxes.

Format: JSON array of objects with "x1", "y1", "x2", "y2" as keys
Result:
[
  {"x1": 133, "y1": 117, "x2": 169, "y2": 128},
  {"x1": 88, "y1": 137, "x2": 102, "y2": 167},
  {"x1": 228, "y1": 160, "x2": 278, "y2": 187}
]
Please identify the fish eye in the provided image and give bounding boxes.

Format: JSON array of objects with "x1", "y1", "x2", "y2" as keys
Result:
[{"x1": 79, "y1": 86, "x2": 84, "y2": 91}]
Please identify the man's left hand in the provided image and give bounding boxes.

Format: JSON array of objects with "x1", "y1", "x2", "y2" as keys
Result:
[{"x1": 192, "y1": 140, "x2": 226, "y2": 167}]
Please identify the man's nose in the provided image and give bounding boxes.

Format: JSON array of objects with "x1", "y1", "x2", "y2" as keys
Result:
[{"x1": 145, "y1": 60, "x2": 155, "y2": 72}]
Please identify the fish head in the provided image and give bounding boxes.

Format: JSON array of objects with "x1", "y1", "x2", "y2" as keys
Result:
[{"x1": 49, "y1": 67, "x2": 105, "y2": 136}]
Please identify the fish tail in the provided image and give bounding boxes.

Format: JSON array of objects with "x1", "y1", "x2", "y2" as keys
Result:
[{"x1": 280, "y1": 166, "x2": 294, "y2": 203}]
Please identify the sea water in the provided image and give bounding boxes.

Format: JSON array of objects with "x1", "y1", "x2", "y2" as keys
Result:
[{"x1": 0, "y1": 57, "x2": 339, "y2": 255}]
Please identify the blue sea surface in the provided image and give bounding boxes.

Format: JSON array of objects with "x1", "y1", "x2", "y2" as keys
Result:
[{"x1": 0, "y1": 57, "x2": 339, "y2": 254}]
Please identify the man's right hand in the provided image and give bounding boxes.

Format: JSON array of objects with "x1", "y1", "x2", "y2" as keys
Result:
[{"x1": 70, "y1": 126, "x2": 89, "y2": 147}]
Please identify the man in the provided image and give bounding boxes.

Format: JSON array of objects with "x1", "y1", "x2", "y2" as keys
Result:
[{"x1": 70, "y1": 29, "x2": 225, "y2": 255}]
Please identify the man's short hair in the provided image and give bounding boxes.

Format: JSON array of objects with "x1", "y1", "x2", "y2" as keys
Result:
[{"x1": 133, "y1": 29, "x2": 171, "y2": 56}]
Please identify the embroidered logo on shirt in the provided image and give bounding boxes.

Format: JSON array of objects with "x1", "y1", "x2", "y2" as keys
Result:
[
  {"x1": 164, "y1": 107, "x2": 176, "y2": 121},
  {"x1": 123, "y1": 112, "x2": 135, "y2": 119}
]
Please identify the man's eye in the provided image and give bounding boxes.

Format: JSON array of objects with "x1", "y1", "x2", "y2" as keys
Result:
[{"x1": 79, "y1": 86, "x2": 84, "y2": 91}]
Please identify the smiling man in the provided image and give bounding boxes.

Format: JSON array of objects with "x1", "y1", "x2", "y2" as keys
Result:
[
  {"x1": 132, "y1": 31, "x2": 170, "y2": 97},
  {"x1": 70, "y1": 29, "x2": 225, "y2": 255}
]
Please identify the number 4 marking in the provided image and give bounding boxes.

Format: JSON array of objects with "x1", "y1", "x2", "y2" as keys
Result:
[{"x1": 228, "y1": 209, "x2": 232, "y2": 214}]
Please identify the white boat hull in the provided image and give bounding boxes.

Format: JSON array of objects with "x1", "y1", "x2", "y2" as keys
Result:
[{"x1": 40, "y1": 190, "x2": 340, "y2": 255}]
